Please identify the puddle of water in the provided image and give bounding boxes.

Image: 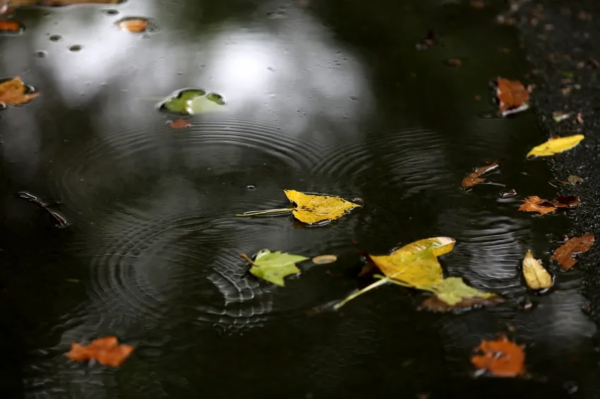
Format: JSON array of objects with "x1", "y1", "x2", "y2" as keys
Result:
[{"x1": 1, "y1": 0, "x2": 599, "y2": 397}]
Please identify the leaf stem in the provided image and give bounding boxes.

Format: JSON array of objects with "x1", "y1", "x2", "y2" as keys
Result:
[
  {"x1": 235, "y1": 208, "x2": 293, "y2": 217},
  {"x1": 333, "y1": 278, "x2": 390, "y2": 310},
  {"x1": 239, "y1": 253, "x2": 257, "y2": 266},
  {"x1": 373, "y1": 274, "x2": 437, "y2": 293}
]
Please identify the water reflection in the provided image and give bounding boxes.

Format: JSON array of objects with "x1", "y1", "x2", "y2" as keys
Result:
[{"x1": 1, "y1": 0, "x2": 599, "y2": 397}]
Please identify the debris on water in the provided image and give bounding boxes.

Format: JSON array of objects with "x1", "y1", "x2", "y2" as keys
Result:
[
  {"x1": 471, "y1": 334, "x2": 525, "y2": 377},
  {"x1": 35, "y1": 50, "x2": 47, "y2": 58},
  {"x1": 518, "y1": 195, "x2": 580, "y2": 216},
  {"x1": 415, "y1": 29, "x2": 437, "y2": 50},
  {"x1": 116, "y1": 17, "x2": 154, "y2": 33},
  {"x1": 0, "y1": 19, "x2": 23, "y2": 34},
  {"x1": 445, "y1": 58, "x2": 463, "y2": 67},
  {"x1": 66, "y1": 336, "x2": 134, "y2": 368},
  {"x1": 103, "y1": 9, "x2": 119, "y2": 15},
  {"x1": 552, "y1": 111, "x2": 571, "y2": 123},
  {"x1": 551, "y1": 233, "x2": 594, "y2": 270},
  {"x1": 169, "y1": 118, "x2": 191, "y2": 129},
  {"x1": 18, "y1": 191, "x2": 69, "y2": 228},
  {"x1": 49, "y1": 34, "x2": 62, "y2": 42},
  {"x1": 246, "y1": 184, "x2": 256, "y2": 190},
  {"x1": 567, "y1": 175, "x2": 584, "y2": 185},
  {"x1": 499, "y1": 189, "x2": 517, "y2": 198},
  {"x1": 69, "y1": 44, "x2": 82, "y2": 52},
  {"x1": 312, "y1": 255, "x2": 337, "y2": 265},
  {"x1": 461, "y1": 160, "x2": 499, "y2": 189}
]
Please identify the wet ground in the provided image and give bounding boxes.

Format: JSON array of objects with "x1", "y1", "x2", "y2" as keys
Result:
[{"x1": 2, "y1": 0, "x2": 599, "y2": 397}]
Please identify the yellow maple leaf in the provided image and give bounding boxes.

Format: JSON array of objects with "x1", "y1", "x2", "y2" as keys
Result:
[
  {"x1": 284, "y1": 190, "x2": 361, "y2": 225},
  {"x1": 527, "y1": 135, "x2": 584, "y2": 157},
  {"x1": 522, "y1": 250, "x2": 552, "y2": 290}
]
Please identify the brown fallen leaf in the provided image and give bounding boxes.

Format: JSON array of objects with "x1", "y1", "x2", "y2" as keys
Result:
[
  {"x1": 116, "y1": 17, "x2": 149, "y2": 33},
  {"x1": 421, "y1": 294, "x2": 505, "y2": 312},
  {"x1": 66, "y1": 336, "x2": 134, "y2": 367},
  {"x1": 552, "y1": 195, "x2": 580, "y2": 208},
  {"x1": 0, "y1": 20, "x2": 20, "y2": 32},
  {"x1": 462, "y1": 160, "x2": 499, "y2": 188},
  {"x1": 551, "y1": 233, "x2": 594, "y2": 270},
  {"x1": 517, "y1": 196, "x2": 557, "y2": 216},
  {"x1": 496, "y1": 77, "x2": 529, "y2": 112},
  {"x1": 471, "y1": 334, "x2": 525, "y2": 377},
  {"x1": 169, "y1": 118, "x2": 191, "y2": 129},
  {"x1": 0, "y1": 76, "x2": 40, "y2": 106}
]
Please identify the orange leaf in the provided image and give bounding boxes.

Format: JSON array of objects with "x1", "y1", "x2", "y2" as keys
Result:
[
  {"x1": 471, "y1": 334, "x2": 525, "y2": 377},
  {"x1": 551, "y1": 233, "x2": 594, "y2": 270},
  {"x1": 496, "y1": 78, "x2": 529, "y2": 111},
  {"x1": 0, "y1": 20, "x2": 21, "y2": 32},
  {"x1": 169, "y1": 118, "x2": 191, "y2": 129},
  {"x1": 0, "y1": 77, "x2": 40, "y2": 106},
  {"x1": 517, "y1": 196, "x2": 556, "y2": 216},
  {"x1": 117, "y1": 18, "x2": 149, "y2": 33},
  {"x1": 461, "y1": 160, "x2": 499, "y2": 188},
  {"x1": 66, "y1": 336, "x2": 134, "y2": 367}
]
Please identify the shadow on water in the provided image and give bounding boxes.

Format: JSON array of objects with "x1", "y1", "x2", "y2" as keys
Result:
[{"x1": 1, "y1": 0, "x2": 599, "y2": 397}]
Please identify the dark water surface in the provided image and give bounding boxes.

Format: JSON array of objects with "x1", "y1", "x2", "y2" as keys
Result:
[{"x1": 2, "y1": 0, "x2": 599, "y2": 398}]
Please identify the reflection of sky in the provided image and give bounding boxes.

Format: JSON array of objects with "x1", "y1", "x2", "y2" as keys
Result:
[{"x1": 30, "y1": 4, "x2": 372, "y2": 142}]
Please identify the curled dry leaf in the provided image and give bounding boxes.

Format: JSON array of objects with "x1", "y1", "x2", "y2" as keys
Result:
[
  {"x1": 522, "y1": 250, "x2": 552, "y2": 290},
  {"x1": 117, "y1": 17, "x2": 149, "y2": 33},
  {"x1": 244, "y1": 249, "x2": 308, "y2": 287},
  {"x1": 283, "y1": 190, "x2": 361, "y2": 225},
  {"x1": 551, "y1": 233, "x2": 594, "y2": 270},
  {"x1": 0, "y1": 76, "x2": 40, "y2": 106},
  {"x1": 471, "y1": 334, "x2": 525, "y2": 377},
  {"x1": 567, "y1": 175, "x2": 584, "y2": 185},
  {"x1": 462, "y1": 160, "x2": 499, "y2": 188},
  {"x1": 66, "y1": 336, "x2": 134, "y2": 367},
  {"x1": 527, "y1": 134, "x2": 584, "y2": 157},
  {"x1": 496, "y1": 77, "x2": 529, "y2": 112}
]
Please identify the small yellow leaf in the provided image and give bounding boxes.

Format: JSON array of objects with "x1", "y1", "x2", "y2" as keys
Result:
[
  {"x1": 371, "y1": 247, "x2": 443, "y2": 289},
  {"x1": 392, "y1": 237, "x2": 456, "y2": 258},
  {"x1": 284, "y1": 190, "x2": 361, "y2": 225},
  {"x1": 522, "y1": 250, "x2": 552, "y2": 290},
  {"x1": 527, "y1": 135, "x2": 584, "y2": 157}
]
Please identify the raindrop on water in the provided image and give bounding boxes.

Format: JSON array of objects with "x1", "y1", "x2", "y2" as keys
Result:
[
  {"x1": 35, "y1": 50, "x2": 47, "y2": 58},
  {"x1": 246, "y1": 185, "x2": 256, "y2": 190}
]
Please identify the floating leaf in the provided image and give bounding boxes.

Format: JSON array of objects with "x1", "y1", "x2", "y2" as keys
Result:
[
  {"x1": 312, "y1": 254, "x2": 337, "y2": 265},
  {"x1": 116, "y1": 17, "x2": 151, "y2": 33},
  {"x1": 462, "y1": 160, "x2": 499, "y2": 188},
  {"x1": 245, "y1": 249, "x2": 308, "y2": 287},
  {"x1": 334, "y1": 238, "x2": 456, "y2": 309},
  {"x1": 522, "y1": 250, "x2": 552, "y2": 290},
  {"x1": 517, "y1": 196, "x2": 557, "y2": 216},
  {"x1": 0, "y1": 20, "x2": 22, "y2": 33},
  {"x1": 421, "y1": 293, "x2": 505, "y2": 312},
  {"x1": 66, "y1": 336, "x2": 134, "y2": 367},
  {"x1": 0, "y1": 76, "x2": 39, "y2": 106},
  {"x1": 430, "y1": 277, "x2": 497, "y2": 306},
  {"x1": 390, "y1": 236, "x2": 456, "y2": 259},
  {"x1": 552, "y1": 195, "x2": 580, "y2": 208},
  {"x1": 187, "y1": 93, "x2": 226, "y2": 114},
  {"x1": 496, "y1": 77, "x2": 529, "y2": 112},
  {"x1": 526, "y1": 134, "x2": 584, "y2": 157},
  {"x1": 160, "y1": 89, "x2": 206, "y2": 115},
  {"x1": 471, "y1": 334, "x2": 525, "y2": 377},
  {"x1": 371, "y1": 246, "x2": 443, "y2": 289},
  {"x1": 283, "y1": 190, "x2": 361, "y2": 225},
  {"x1": 551, "y1": 233, "x2": 594, "y2": 270}
]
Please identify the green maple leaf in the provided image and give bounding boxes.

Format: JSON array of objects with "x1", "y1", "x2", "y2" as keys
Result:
[{"x1": 247, "y1": 249, "x2": 309, "y2": 287}]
